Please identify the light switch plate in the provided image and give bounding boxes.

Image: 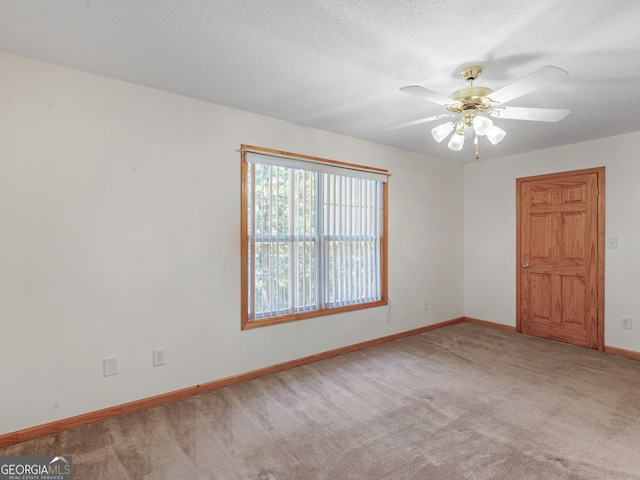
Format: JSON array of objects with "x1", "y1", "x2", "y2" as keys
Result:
[{"x1": 103, "y1": 356, "x2": 118, "y2": 376}]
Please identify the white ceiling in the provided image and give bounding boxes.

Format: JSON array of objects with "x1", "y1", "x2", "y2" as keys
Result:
[{"x1": 1, "y1": 0, "x2": 640, "y2": 163}]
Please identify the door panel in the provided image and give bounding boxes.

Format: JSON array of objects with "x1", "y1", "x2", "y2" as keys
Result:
[
  {"x1": 561, "y1": 276, "x2": 585, "y2": 324},
  {"x1": 516, "y1": 168, "x2": 604, "y2": 349},
  {"x1": 531, "y1": 215, "x2": 552, "y2": 258},
  {"x1": 563, "y1": 213, "x2": 585, "y2": 258},
  {"x1": 530, "y1": 274, "x2": 551, "y2": 319}
]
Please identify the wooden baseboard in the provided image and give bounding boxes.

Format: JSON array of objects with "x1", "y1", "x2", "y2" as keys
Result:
[
  {"x1": 10, "y1": 316, "x2": 635, "y2": 448},
  {"x1": 604, "y1": 345, "x2": 640, "y2": 361},
  {"x1": 463, "y1": 317, "x2": 640, "y2": 361},
  {"x1": 0, "y1": 317, "x2": 464, "y2": 448},
  {"x1": 463, "y1": 316, "x2": 517, "y2": 332}
]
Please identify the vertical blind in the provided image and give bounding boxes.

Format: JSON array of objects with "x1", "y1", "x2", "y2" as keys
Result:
[{"x1": 244, "y1": 150, "x2": 387, "y2": 322}]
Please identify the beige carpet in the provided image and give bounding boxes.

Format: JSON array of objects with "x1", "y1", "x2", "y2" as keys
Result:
[{"x1": 3, "y1": 322, "x2": 640, "y2": 479}]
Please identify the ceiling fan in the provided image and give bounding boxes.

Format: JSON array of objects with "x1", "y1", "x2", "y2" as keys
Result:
[{"x1": 388, "y1": 65, "x2": 570, "y2": 159}]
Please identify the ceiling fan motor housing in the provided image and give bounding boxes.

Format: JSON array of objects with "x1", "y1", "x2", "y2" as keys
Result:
[
  {"x1": 448, "y1": 86, "x2": 493, "y2": 111},
  {"x1": 445, "y1": 65, "x2": 494, "y2": 115}
]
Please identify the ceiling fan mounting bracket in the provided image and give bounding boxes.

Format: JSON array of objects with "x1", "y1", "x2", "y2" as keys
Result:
[{"x1": 460, "y1": 65, "x2": 483, "y2": 82}]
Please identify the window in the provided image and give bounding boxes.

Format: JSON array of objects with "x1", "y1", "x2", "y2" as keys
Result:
[{"x1": 241, "y1": 145, "x2": 388, "y2": 328}]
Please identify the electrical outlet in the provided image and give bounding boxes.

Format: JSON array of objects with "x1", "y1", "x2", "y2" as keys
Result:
[
  {"x1": 153, "y1": 347, "x2": 166, "y2": 367},
  {"x1": 423, "y1": 299, "x2": 429, "y2": 311},
  {"x1": 621, "y1": 317, "x2": 632, "y2": 330},
  {"x1": 103, "y1": 356, "x2": 118, "y2": 376}
]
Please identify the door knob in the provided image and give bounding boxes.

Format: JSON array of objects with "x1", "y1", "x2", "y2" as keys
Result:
[{"x1": 522, "y1": 263, "x2": 533, "y2": 268}]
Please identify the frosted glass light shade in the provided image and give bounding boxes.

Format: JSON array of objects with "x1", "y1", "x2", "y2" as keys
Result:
[
  {"x1": 486, "y1": 125, "x2": 506, "y2": 145},
  {"x1": 472, "y1": 116, "x2": 492, "y2": 135},
  {"x1": 431, "y1": 122, "x2": 454, "y2": 142},
  {"x1": 448, "y1": 131, "x2": 465, "y2": 151}
]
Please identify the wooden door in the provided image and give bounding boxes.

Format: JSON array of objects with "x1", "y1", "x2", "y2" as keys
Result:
[{"x1": 516, "y1": 168, "x2": 604, "y2": 349}]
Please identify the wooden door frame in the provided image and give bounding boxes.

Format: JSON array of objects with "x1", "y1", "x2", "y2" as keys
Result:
[{"x1": 516, "y1": 167, "x2": 605, "y2": 350}]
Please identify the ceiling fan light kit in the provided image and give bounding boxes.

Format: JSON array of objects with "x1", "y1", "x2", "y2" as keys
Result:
[
  {"x1": 391, "y1": 64, "x2": 570, "y2": 159},
  {"x1": 486, "y1": 124, "x2": 507, "y2": 145},
  {"x1": 448, "y1": 129, "x2": 465, "y2": 151},
  {"x1": 472, "y1": 115, "x2": 492, "y2": 135},
  {"x1": 431, "y1": 121, "x2": 455, "y2": 142}
]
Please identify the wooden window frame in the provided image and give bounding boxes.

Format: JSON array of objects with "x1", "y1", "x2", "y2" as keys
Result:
[{"x1": 241, "y1": 145, "x2": 389, "y2": 329}]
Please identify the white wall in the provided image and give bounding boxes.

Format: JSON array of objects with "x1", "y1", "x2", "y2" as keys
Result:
[
  {"x1": 0, "y1": 52, "x2": 464, "y2": 435},
  {"x1": 464, "y1": 132, "x2": 640, "y2": 353}
]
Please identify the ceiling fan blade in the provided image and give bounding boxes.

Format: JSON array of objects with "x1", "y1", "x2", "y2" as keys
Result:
[
  {"x1": 489, "y1": 106, "x2": 570, "y2": 122},
  {"x1": 386, "y1": 113, "x2": 456, "y2": 131},
  {"x1": 489, "y1": 66, "x2": 569, "y2": 105},
  {"x1": 399, "y1": 85, "x2": 456, "y2": 106}
]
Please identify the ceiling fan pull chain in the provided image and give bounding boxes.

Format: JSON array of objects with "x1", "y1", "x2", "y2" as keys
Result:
[{"x1": 475, "y1": 134, "x2": 480, "y2": 160}]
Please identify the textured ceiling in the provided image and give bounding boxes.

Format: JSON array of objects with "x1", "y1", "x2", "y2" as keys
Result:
[{"x1": 1, "y1": 0, "x2": 640, "y2": 163}]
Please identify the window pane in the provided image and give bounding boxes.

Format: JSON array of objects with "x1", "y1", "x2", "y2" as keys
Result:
[
  {"x1": 243, "y1": 147, "x2": 387, "y2": 327},
  {"x1": 322, "y1": 174, "x2": 380, "y2": 307}
]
